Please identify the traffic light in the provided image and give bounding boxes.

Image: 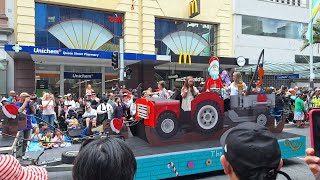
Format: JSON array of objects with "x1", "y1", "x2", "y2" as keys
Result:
[{"x1": 112, "y1": 51, "x2": 119, "y2": 69}]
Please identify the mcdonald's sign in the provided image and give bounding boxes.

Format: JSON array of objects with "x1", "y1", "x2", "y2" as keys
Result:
[
  {"x1": 179, "y1": 52, "x2": 192, "y2": 65},
  {"x1": 189, "y1": 0, "x2": 200, "y2": 18}
]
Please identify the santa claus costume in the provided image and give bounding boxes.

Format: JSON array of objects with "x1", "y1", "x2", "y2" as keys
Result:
[{"x1": 205, "y1": 57, "x2": 223, "y2": 91}]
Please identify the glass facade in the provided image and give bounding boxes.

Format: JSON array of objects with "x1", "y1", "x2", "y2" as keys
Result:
[
  {"x1": 155, "y1": 19, "x2": 215, "y2": 56},
  {"x1": 242, "y1": 15, "x2": 307, "y2": 39},
  {"x1": 35, "y1": 3, "x2": 123, "y2": 51}
]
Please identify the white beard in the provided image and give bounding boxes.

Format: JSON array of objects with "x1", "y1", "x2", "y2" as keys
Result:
[{"x1": 208, "y1": 66, "x2": 219, "y2": 80}]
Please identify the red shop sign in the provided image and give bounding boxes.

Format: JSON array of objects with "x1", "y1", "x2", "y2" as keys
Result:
[{"x1": 108, "y1": 16, "x2": 123, "y2": 23}]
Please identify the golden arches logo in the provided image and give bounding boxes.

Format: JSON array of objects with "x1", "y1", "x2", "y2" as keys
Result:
[
  {"x1": 179, "y1": 52, "x2": 192, "y2": 65},
  {"x1": 189, "y1": 0, "x2": 200, "y2": 18}
]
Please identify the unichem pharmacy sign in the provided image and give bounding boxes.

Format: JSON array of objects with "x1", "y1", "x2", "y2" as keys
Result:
[
  {"x1": 34, "y1": 48, "x2": 61, "y2": 55},
  {"x1": 31, "y1": 46, "x2": 104, "y2": 58}
]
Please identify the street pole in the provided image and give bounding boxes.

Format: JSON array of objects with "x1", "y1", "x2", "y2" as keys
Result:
[
  {"x1": 119, "y1": 38, "x2": 125, "y2": 86},
  {"x1": 310, "y1": 42, "x2": 314, "y2": 89},
  {"x1": 310, "y1": 5, "x2": 314, "y2": 89}
]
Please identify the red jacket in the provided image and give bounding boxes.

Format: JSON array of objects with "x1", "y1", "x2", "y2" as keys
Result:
[{"x1": 205, "y1": 76, "x2": 223, "y2": 91}]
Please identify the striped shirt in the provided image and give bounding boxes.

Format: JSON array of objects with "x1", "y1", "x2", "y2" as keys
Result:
[{"x1": 0, "y1": 155, "x2": 48, "y2": 180}]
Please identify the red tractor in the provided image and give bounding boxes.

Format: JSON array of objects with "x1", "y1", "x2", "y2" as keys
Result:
[{"x1": 132, "y1": 50, "x2": 284, "y2": 145}]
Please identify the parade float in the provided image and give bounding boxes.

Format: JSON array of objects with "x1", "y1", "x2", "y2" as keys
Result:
[{"x1": 0, "y1": 50, "x2": 306, "y2": 180}]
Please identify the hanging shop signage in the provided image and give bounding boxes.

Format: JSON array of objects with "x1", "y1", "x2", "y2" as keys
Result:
[
  {"x1": 64, "y1": 72, "x2": 102, "y2": 80},
  {"x1": 274, "y1": 74, "x2": 299, "y2": 80},
  {"x1": 168, "y1": 74, "x2": 179, "y2": 79},
  {"x1": 189, "y1": 0, "x2": 200, "y2": 18},
  {"x1": 36, "y1": 80, "x2": 48, "y2": 89},
  {"x1": 5, "y1": 44, "x2": 157, "y2": 61},
  {"x1": 176, "y1": 77, "x2": 204, "y2": 82}
]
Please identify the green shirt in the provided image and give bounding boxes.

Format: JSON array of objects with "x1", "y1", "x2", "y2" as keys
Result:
[{"x1": 294, "y1": 97, "x2": 305, "y2": 113}]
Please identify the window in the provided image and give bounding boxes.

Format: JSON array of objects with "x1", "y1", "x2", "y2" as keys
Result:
[
  {"x1": 35, "y1": 3, "x2": 123, "y2": 50},
  {"x1": 155, "y1": 19, "x2": 215, "y2": 56},
  {"x1": 242, "y1": 15, "x2": 307, "y2": 39}
]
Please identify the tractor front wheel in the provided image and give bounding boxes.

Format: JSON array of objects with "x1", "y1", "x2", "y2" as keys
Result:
[{"x1": 155, "y1": 112, "x2": 179, "y2": 139}]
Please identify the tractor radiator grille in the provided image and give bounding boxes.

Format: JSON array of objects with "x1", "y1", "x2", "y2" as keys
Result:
[{"x1": 137, "y1": 104, "x2": 149, "y2": 119}]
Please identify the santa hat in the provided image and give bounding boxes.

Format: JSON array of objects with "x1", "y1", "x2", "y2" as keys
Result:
[
  {"x1": 208, "y1": 56, "x2": 219, "y2": 67},
  {"x1": 110, "y1": 118, "x2": 123, "y2": 133},
  {"x1": 2, "y1": 104, "x2": 18, "y2": 119}
]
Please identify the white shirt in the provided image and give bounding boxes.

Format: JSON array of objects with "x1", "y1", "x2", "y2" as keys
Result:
[
  {"x1": 181, "y1": 86, "x2": 199, "y2": 111},
  {"x1": 130, "y1": 103, "x2": 136, "y2": 116},
  {"x1": 42, "y1": 100, "x2": 55, "y2": 115},
  {"x1": 97, "y1": 103, "x2": 113, "y2": 115},
  {"x1": 82, "y1": 109, "x2": 97, "y2": 118},
  {"x1": 230, "y1": 82, "x2": 247, "y2": 96},
  {"x1": 64, "y1": 100, "x2": 76, "y2": 109}
]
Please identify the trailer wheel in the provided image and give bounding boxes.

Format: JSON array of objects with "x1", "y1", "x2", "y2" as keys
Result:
[
  {"x1": 256, "y1": 113, "x2": 268, "y2": 126},
  {"x1": 61, "y1": 151, "x2": 78, "y2": 164},
  {"x1": 155, "y1": 112, "x2": 179, "y2": 139},
  {"x1": 195, "y1": 101, "x2": 223, "y2": 134}
]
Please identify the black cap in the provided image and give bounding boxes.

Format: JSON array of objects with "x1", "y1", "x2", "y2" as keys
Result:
[{"x1": 220, "y1": 122, "x2": 281, "y2": 180}]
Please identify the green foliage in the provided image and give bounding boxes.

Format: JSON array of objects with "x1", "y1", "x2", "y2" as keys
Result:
[{"x1": 301, "y1": 19, "x2": 320, "y2": 51}]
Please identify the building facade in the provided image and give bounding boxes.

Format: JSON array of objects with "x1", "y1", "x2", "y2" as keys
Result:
[
  {"x1": 234, "y1": 0, "x2": 320, "y2": 87},
  {"x1": 6, "y1": 0, "x2": 237, "y2": 95},
  {"x1": 0, "y1": 0, "x2": 14, "y2": 95}
]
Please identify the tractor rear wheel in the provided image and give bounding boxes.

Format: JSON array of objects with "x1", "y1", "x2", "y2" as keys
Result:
[
  {"x1": 155, "y1": 112, "x2": 179, "y2": 139},
  {"x1": 194, "y1": 101, "x2": 223, "y2": 134}
]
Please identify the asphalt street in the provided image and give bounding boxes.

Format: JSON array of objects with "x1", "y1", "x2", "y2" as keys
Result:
[{"x1": 48, "y1": 125, "x2": 314, "y2": 180}]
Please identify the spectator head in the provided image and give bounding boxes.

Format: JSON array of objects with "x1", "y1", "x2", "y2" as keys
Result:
[
  {"x1": 220, "y1": 122, "x2": 282, "y2": 180},
  {"x1": 114, "y1": 97, "x2": 121, "y2": 104},
  {"x1": 9, "y1": 90, "x2": 16, "y2": 97},
  {"x1": 158, "y1": 81, "x2": 166, "y2": 89},
  {"x1": 232, "y1": 72, "x2": 243, "y2": 84},
  {"x1": 122, "y1": 85, "x2": 126, "y2": 89},
  {"x1": 87, "y1": 84, "x2": 92, "y2": 89},
  {"x1": 73, "y1": 138, "x2": 137, "y2": 180},
  {"x1": 301, "y1": 94, "x2": 308, "y2": 101},
  {"x1": 45, "y1": 129, "x2": 52, "y2": 137},
  {"x1": 92, "y1": 92, "x2": 96, "y2": 98},
  {"x1": 108, "y1": 93, "x2": 115, "y2": 100},
  {"x1": 42, "y1": 93, "x2": 51, "y2": 101},
  {"x1": 86, "y1": 93, "x2": 92, "y2": 99},
  {"x1": 85, "y1": 105, "x2": 91, "y2": 111},
  {"x1": 39, "y1": 122, "x2": 48, "y2": 129},
  {"x1": 19, "y1": 92, "x2": 30, "y2": 101},
  {"x1": 33, "y1": 126, "x2": 40, "y2": 134},
  {"x1": 55, "y1": 129, "x2": 62, "y2": 136},
  {"x1": 67, "y1": 93, "x2": 72, "y2": 100}
]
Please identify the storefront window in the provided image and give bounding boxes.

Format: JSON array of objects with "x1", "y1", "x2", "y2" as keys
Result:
[
  {"x1": 64, "y1": 66, "x2": 102, "y2": 97},
  {"x1": 105, "y1": 67, "x2": 119, "y2": 92},
  {"x1": 0, "y1": 60, "x2": 8, "y2": 95},
  {"x1": 35, "y1": 64, "x2": 60, "y2": 95},
  {"x1": 35, "y1": 3, "x2": 123, "y2": 51},
  {"x1": 242, "y1": 15, "x2": 307, "y2": 39},
  {"x1": 155, "y1": 19, "x2": 215, "y2": 56}
]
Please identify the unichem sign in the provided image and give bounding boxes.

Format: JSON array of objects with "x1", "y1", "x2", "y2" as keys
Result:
[
  {"x1": 33, "y1": 48, "x2": 61, "y2": 55},
  {"x1": 189, "y1": 0, "x2": 200, "y2": 18}
]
